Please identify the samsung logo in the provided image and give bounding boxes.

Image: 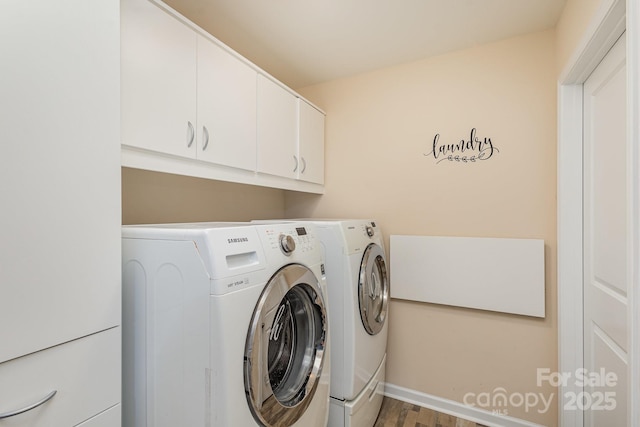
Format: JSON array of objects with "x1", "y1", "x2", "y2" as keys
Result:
[{"x1": 227, "y1": 237, "x2": 249, "y2": 244}]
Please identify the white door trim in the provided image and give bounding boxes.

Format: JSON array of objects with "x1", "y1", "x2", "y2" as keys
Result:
[
  {"x1": 628, "y1": 2, "x2": 640, "y2": 426},
  {"x1": 557, "y1": 0, "x2": 639, "y2": 426}
]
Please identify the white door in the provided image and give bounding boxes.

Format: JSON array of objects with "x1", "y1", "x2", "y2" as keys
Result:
[
  {"x1": 257, "y1": 75, "x2": 298, "y2": 179},
  {"x1": 583, "y1": 33, "x2": 628, "y2": 426},
  {"x1": 297, "y1": 99, "x2": 325, "y2": 184},
  {"x1": 0, "y1": 0, "x2": 121, "y2": 363},
  {"x1": 196, "y1": 35, "x2": 257, "y2": 171},
  {"x1": 121, "y1": 0, "x2": 197, "y2": 158}
]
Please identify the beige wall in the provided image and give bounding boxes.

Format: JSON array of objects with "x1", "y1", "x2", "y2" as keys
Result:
[
  {"x1": 287, "y1": 30, "x2": 558, "y2": 425},
  {"x1": 556, "y1": 0, "x2": 605, "y2": 74},
  {"x1": 122, "y1": 167, "x2": 285, "y2": 224}
]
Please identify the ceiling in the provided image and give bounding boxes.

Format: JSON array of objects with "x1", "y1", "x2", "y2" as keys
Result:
[{"x1": 163, "y1": 0, "x2": 567, "y2": 89}]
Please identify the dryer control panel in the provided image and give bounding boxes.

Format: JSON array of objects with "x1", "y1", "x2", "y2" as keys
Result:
[{"x1": 342, "y1": 220, "x2": 384, "y2": 255}]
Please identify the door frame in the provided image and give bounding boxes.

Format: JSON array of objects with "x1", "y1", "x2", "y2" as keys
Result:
[{"x1": 557, "y1": 0, "x2": 640, "y2": 426}]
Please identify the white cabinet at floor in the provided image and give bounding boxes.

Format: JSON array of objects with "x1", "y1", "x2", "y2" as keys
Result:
[
  {"x1": 0, "y1": 0, "x2": 120, "y2": 362},
  {"x1": 121, "y1": 0, "x2": 258, "y2": 171},
  {"x1": 257, "y1": 75, "x2": 326, "y2": 185},
  {"x1": 0, "y1": 0, "x2": 120, "y2": 424},
  {"x1": 0, "y1": 329, "x2": 120, "y2": 426},
  {"x1": 77, "y1": 405, "x2": 122, "y2": 427}
]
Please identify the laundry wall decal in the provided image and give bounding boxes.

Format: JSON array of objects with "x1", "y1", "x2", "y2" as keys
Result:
[{"x1": 424, "y1": 128, "x2": 499, "y2": 164}]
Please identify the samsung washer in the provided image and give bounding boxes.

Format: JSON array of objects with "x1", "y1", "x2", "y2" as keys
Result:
[
  {"x1": 253, "y1": 219, "x2": 389, "y2": 427},
  {"x1": 122, "y1": 222, "x2": 330, "y2": 427}
]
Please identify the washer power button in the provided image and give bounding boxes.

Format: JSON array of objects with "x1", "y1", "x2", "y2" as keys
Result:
[
  {"x1": 279, "y1": 234, "x2": 296, "y2": 255},
  {"x1": 366, "y1": 225, "x2": 375, "y2": 237}
]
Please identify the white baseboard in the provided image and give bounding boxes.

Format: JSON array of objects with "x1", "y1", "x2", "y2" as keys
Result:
[{"x1": 383, "y1": 383, "x2": 545, "y2": 427}]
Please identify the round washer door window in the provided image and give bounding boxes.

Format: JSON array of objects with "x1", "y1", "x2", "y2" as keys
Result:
[
  {"x1": 244, "y1": 263, "x2": 327, "y2": 427},
  {"x1": 358, "y1": 243, "x2": 389, "y2": 335}
]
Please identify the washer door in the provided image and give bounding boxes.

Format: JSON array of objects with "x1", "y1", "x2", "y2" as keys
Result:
[
  {"x1": 244, "y1": 263, "x2": 327, "y2": 427},
  {"x1": 358, "y1": 243, "x2": 389, "y2": 335}
]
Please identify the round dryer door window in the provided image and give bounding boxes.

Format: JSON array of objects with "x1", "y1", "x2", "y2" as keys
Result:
[
  {"x1": 244, "y1": 263, "x2": 327, "y2": 427},
  {"x1": 358, "y1": 243, "x2": 389, "y2": 335}
]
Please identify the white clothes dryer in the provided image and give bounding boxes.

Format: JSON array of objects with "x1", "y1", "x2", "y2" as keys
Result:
[
  {"x1": 310, "y1": 220, "x2": 389, "y2": 427},
  {"x1": 122, "y1": 222, "x2": 330, "y2": 427},
  {"x1": 254, "y1": 219, "x2": 389, "y2": 427}
]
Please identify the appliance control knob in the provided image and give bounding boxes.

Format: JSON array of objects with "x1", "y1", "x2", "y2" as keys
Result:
[
  {"x1": 366, "y1": 225, "x2": 375, "y2": 237},
  {"x1": 279, "y1": 234, "x2": 296, "y2": 255}
]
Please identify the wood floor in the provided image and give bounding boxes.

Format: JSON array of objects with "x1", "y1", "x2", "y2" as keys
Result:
[{"x1": 374, "y1": 397, "x2": 489, "y2": 427}]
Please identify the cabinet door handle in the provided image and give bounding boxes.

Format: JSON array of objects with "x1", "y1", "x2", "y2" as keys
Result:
[
  {"x1": 301, "y1": 157, "x2": 307, "y2": 174},
  {"x1": 202, "y1": 126, "x2": 209, "y2": 151},
  {"x1": 0, "y1": 390, "x2": 57, "y2": 419},
  {"x1": 186, "y1": 121, "x2": 195, "y2": 148},
  {"x1": 293, "y1": 155, "x2": 298, "y2": 173}
]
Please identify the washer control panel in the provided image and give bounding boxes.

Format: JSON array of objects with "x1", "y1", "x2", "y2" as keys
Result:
[{"x1": 258, "y1": 224, "x2": 318, "y2": 256}]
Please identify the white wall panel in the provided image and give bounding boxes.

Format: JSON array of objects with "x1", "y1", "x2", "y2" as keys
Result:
[{"x1": 390, "y1": 235, "x2": 545, "y2": 317}]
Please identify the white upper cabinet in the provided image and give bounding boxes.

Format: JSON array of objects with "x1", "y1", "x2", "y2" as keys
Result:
[
  {"x1": 121, "y1": 0, "x2": 197, "y2": 159},
  {"x1": 297, "y1": 99, "x2": 325, "y2": 185},
  {"x1": 121, "y1": 0, "x2": 325, "y2": 193},
  {"x1": 257, "y1": 76, "x2": 325, "y2": 185},
  {"x1": 257, "y1": 75, "x2": 298, "y2": 179},
  {"x1": 196, "y1": 35, "x2": 257, "y2": 171}
]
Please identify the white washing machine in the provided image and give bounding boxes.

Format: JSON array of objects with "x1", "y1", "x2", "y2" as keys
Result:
[
  {"x1": 254, "y1": 219, "x2": 389, "y2": 427},
  {"x1": 122, "y1": 222, "x2": 331, "y2": 427}
]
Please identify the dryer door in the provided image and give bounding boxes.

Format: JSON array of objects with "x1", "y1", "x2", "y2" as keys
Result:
[
  {"x1": 244, "y1": 263, "x2": 327, "y2": 427},
  {"x1": 358, "y1": 243, "x2": 389, "y2": 335}
]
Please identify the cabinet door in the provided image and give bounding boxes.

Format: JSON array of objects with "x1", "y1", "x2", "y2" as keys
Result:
[
  {"x1": 121, "y1": 0, "x2": 197, "y2": 159},
  {"x1": 0, "y1": 0, "x2": 120, "y2": 362},
  {"x1": 76, "y1": 405, "x2": 121, "y2": 427},
  {"x1": 297, "y1": 99, "x2": 325, "y2": 184},
  {"x1": 197, "y1": 35, "x2": 257, "y2": 171},
  {"x1": 0, "y1": 0, "x2": 121, "y2": 362},
  {"x1": 0, "y1": 329, "x2": 120, "y2": 426},
  {"x1": 257, "y1": 75, "x2": 298, "y2": 179}
]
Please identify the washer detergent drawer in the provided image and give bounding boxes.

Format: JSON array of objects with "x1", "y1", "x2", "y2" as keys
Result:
[{"x1": 0, "y1": 328, "x2": 120, "y2": 426}]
